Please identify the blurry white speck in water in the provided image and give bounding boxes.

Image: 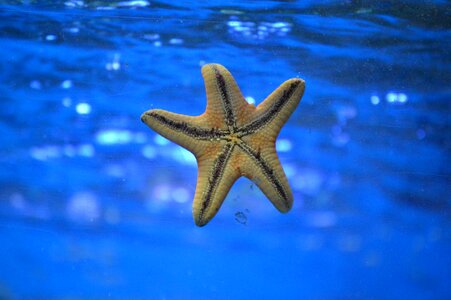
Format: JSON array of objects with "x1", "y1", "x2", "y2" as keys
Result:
[
  {"x1": 68, "y1": 27, "x2": 79, "y2": 33},
  {"x1": 96, "y1": 129, "x2": 132, "y2": 145},
  {"x1": 169, "y1": 38, "x2": 184, "y2": 45},
  {"x1": 172, "y1": 187, "x2": 190, "y2": 203},
  {"x1": 144, "y1": 33, "x2": 160, "y2": 40},
  {"x1": 142, "y1": 145, "x2": 157, "y2": 159},
  {"x1": 117, "y1": 0, "x2": 149, "y2": 7},
  {"x1": 30, "y1": 145, "x2": 61, "y2": 161},
  {"x1": 10, "y1": 193, "x2": 26, "y2": 211},
  {"x1": 64, "y1": 0, "x2": 84, "y2": 8},
  {"x1": 283, "y1": 164, "x2": 296, "y2": 178},
  {"x1": 62, "y1": 97, "x2": 72, "y2": 107},
  {"x1": 386, "y1": 92, "x2": 408, "y2": 104},
  {"x1": 78, "y1": 144, "x2": 95, "y2": 157},
  {"x1": 371, "y1": 95, "x2": 380, "y2": 105},
  {"x1": 106, "y1": 53, "x2": 121, "y2": 71},
  {"x1": 30, "y1": 80, "x2": 41, "y2": 90},
  {"x1": 227, "y1": 21, "x2": 242, "y2": 27},
  {"x1": 174, "y1": 148, "x2": 196, "y2": 166},
  {"x1": 61, "y1": 80, "x2": 73, "y2": 89},
  {"x1": 245, "y1": 96, "x2": 255, "y2": 104},
  {"x1": 154, "y1": 184, "x2": 172, "y2": 202},
  {"x1": 154, "y1": 135, "x2": 169, "y2": 146},
  {"x1": 398, "y1": 93, "x2": 408, "y2": 103},
  {"x1": 63, "y1": 144, "x2": 76, "y2": 157},
  {"x1": 67, "y1": 191, "x2": 100, "y2": 223},
  {"x1": 306, "y1": 211, "x2": 337, "y2": 228},
  {"x1": 45, "y1": 34, "x2": 56, "y2": 41},
  {"x1": 76, "y1": 102, "x2": 91, "y2": 114},
  {"x1": 153, "y1": 41, "x2": 162, "y2": 47},
  {"x1": 276, "y1": 139, "x2": 292, "y2": 152}
]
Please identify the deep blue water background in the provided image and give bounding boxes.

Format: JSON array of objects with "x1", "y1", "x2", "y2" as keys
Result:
[{"x1": 0, "y1": 1, "x2": 450, "y2": 299}]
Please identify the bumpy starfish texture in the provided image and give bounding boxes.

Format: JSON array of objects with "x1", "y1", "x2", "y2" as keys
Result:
[{"x1": 141, "y1": 64, "x2": 305, "y2": 226}]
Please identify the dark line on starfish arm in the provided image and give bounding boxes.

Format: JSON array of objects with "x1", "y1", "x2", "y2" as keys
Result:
[
  {"x1": 237, "y1": 81, "x2": 300, "y2": 137},
  {"x1": 198, "y1": 142, "x2": 235, "y2": 221},
  {"x1": 213, "y1": 66, "x2": 236, "y2": 130},
  {"x1": 237, "y1": 141, "x2": 290, "y2": 209},
  {"x1": 144, "y1": 111, "x2": 228, "y2": 140}
]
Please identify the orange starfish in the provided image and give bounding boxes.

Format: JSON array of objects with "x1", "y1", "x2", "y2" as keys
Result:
[{"x1": 141, "y1": 64, "x2": 305, "y2": 226}]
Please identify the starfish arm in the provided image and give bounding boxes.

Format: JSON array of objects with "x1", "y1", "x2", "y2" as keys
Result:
[
  {"x1": 238, "y1": 78, "x2": 305, "y2": 137},
  {"x1": 141, "y1": 109, "x2": 215, "y2": 153},
  {"x1": 201, "y1": 64, "x2": 250, "y2": 130},
  {"x1": 193, "y1": 143, "x2": 241, "y2": 226},
  {"x1": 237, "y1": 142, "x2": 293, "y2": 212}
]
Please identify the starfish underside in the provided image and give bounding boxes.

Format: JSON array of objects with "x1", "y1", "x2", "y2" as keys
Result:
[{"x1": 141, "y1": 64, "x2": 305, "y2": 226}]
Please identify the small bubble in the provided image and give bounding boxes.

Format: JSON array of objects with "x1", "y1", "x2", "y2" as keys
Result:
[{"x1": 234, "y1": 211, "x2": 247, "y2": 225}]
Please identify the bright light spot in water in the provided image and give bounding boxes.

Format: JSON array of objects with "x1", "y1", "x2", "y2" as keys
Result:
[
  {"x1": 272, "y1": 22, "x2": 289, "y2": 28},
  {"x1": 30, "y1": 80, "x2": 41, "y2": 90},
  {"x1": 117, "y1": 0, "x2": 149, "y2": 7},
  {"x1": 386, "y1": 92, "x2": 408, "y2": 104},
  {"x1": 174, "y1": 148, "x2": 196, "y2": 166},
  {"x1": 67, "y1": 192, "x2": 100, "y2": 223},
  {"x1": 370, "y1": 95, "x2": 380, "y2": 105},
  {"x1": 10, "y1": 193, "x2": 26, "y2": 210},
  {"x1": 169, "y1": 38, "x2": 184, "y2": 45},
  {"x1": 283, "y1": 164, "x2": 296, "y2": 178},
  {"x1": 172, "y1": 188, "x2": 190, "y2": 203},
  {"x1": 30, "y1": 145, "x2": 61, "y2": 160},
  {"x1": 154, "y1": 135, "x2": 169, "y2": 146},
  {"x1": 76, "y1": 102, "x2": 91, "y2": 114},
  {"x1": 306, "y1": 211, "x2": 337, "y2": 228},
  {"x1": 78, "y1": 144, "x2": 95, "y2": 157},
  {"x1": 46, "y1": 34, "x2": 56, "y2": 41},
  {"x1": 154, "y1": 185, "x2": 171, "y2": 202},
  {"x1": 64, "y1": 0, "x2": 84, "y2": 8},
  {"x1": 96, "y1": 129, "x2": 132, "y2": 145},
  {"x1": 276, "y1": 139, "x2": 292, "y2": 152},
  {"x1": 106, "y1": 53, "x2": 121, "y2": 71},
  {"x1": 245, "y1": 96, "x2": 255, "y2": 104},
  {"x1": 292, "y1": 169, "x2": 324, "y2": 195},
  {"x1": 142, "y1": 145, "x2": 157, "y2": 159},
  {"x1": 63, "y1": 144, "x2": 76, "y2": 157},
  {"x1": 398, "y1": 93, "x2": 408, "y2": 103},
  {"x1": 62, "y1": 97, "x2": 72, "y2": 107},
  {"x1": 144, "y1": 34, "x2": 160, "y2": 41},
  {"x1": 61, "y1": 80, "x2": 73, "y2": 89}
]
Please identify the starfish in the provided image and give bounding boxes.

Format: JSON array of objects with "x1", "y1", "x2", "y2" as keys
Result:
[{"x1": 141, "y1": 64, "x2": 305, "y2": 226}]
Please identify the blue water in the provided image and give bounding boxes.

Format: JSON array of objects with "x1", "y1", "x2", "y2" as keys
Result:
[{"x1": 0, "y1": 1, "x2": 450, "y2": 299}]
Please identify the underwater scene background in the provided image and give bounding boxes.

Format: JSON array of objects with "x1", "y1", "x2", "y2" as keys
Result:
[{"x1": 0, "y1": 1, "x2": 450, "y2": 299}]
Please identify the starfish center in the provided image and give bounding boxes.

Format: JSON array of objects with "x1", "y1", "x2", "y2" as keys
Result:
[{"x1": 226, "y1": 132, "x2": 242, "y2": 144}]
